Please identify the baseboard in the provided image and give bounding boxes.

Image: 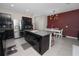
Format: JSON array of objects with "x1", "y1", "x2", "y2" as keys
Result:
[{"x1": 66, "y1": 36, "x2": 78, "y2": 40}]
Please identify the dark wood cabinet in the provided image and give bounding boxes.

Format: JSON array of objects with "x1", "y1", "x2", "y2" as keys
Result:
[
  {"x1": 24, "y1": 31, "x2": 50, "y2": 55},
  {"x1": 0, "y1": 13, "x2": 14, "y2": 56},
  {"x1": 24, "y1": 32, "x2": 40, "y2": 53},
  {"x1": 0, "y1": 31, "x2": 6, "y2": 56},
  {"x1": 21, "y1": 17, "x2": 33, "y2": 30},
  {"x1": 0, "y1": 13, "x2": 14, "y2": 39},
  {"x1": 20, "y1": 17, "x2": 33, "y2": 37},
  {"x1": 5, "y1": 30, "x2": 14, "y2": 39}
]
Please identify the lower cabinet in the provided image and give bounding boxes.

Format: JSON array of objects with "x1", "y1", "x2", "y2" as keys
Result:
[
  {"x1": 20, "y1": 31, "x2": 24, "y2": 37},
  {"x1": 0, "y1": 30, "x2": 14, "y2": 56},
  {"x1": 5, "y1": 30, "x2": 14, "y2": 39},
  {"x1": 24, "y1": 31, "x2": 49, "y2": 55},
  {"x1": 25, "y1": 33, "x2": 40, "y2": 53},
  {"x1": 0, "y1": 39, "x2": 4, "y2": 56},
  {"x1": 0, "y1": 32, "x2": 6, "y2": 56}
]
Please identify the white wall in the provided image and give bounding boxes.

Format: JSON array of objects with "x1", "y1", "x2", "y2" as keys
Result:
[{"x1": 34, "y1": 15, "x2": 47, "y2": 30}]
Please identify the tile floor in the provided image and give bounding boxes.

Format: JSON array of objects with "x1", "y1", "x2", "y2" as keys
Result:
[{"x1": 6, "y1": 37, "x2": 79, "y2": 56}]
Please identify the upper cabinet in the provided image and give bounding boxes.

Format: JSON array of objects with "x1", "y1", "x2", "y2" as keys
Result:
[
  {"x1": 0, "y1": 13, "x2": 13, "y2": 29},
  {"x1": 21, "y1": 17, "x2": 33, "y2": 30},
  {"x1": 0, "y1": 13, "x2": 14, "y2": 39}
]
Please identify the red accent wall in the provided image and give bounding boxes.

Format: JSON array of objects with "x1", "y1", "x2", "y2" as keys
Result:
[{"x1": 47, "y1": 9, "x2": 79, "y2": 37}]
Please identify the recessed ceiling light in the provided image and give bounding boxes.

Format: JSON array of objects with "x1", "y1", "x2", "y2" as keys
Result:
[
  {"x1": 26, "y1": 9, "x2": 30, "y2": 12},
  {"x1": 11, "y1": 4, "x2": 14, "y2": 7}
]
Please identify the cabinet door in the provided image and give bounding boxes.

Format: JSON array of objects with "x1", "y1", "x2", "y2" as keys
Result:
[
  {"x1": 0, "y1": 37, "x2": 2, "y2": 56},
  {"x1": 0, "y1": 33, "x2": 5, "y2": 56},
  {"x1": 0, "y1": 14, "x2": 5, "y2": 25},
  {"x1": 5, "y1": 30, "x2": 14, "y2": 39},
  {"x1": 40, "y1": 35, "x2": 49, "y2": 55},
  {"x1": 24, "y1": 32, "x2": 40, "y2": 53},
  {"x1": 0, "y1": 14, "x2": 2, "y2": 25},
  {"x1": 33, "y1": 37, "x2": 40, "y2": 53},
  {"x1": 0, "y1": 39, "x2": 4, "y2": 56},
  {"x1": 1, "y1": 13, "x2": 7, "y2": 25}
]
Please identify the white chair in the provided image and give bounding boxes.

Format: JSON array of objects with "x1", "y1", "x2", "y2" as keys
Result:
[{"x1": 54, "y1": 29, "x2": 63, "y2": 38}]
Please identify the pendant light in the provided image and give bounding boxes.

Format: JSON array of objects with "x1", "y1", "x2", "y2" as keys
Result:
[{"x1": 49, "y1": 10, "x2": 58, "y2": 21}]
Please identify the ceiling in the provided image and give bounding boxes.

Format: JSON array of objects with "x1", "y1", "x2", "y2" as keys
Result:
[{"x1": 0, "y1": 3, "x2": 79, "y2": 16}]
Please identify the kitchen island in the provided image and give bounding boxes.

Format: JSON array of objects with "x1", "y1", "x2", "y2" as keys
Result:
[{"x1": 24, "y1": 30, "x2": 50, "y2": 55}]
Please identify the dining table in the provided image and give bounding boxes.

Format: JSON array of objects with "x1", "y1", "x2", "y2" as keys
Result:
[{"x1": 44, "y1": 28, "x2": 61, "y2": 49}]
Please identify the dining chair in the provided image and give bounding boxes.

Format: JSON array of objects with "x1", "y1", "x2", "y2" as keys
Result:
[{"x1": 54, "y1": 29, "x2": 63, "y2": 38}]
